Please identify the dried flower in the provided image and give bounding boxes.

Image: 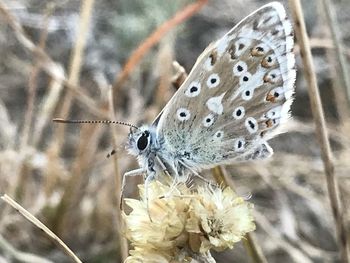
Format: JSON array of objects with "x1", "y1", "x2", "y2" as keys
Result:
[
  {"x1": 125, "y1": 247, "x2": 173, "y2": 263},
  {"x1": 123, "y1": 180, "x2": 255, "y2": 262},
  {"x1": 123, "y1": 181, "x2": 190, "y2": 251},
  {"x1": 186, "y1": 186, "x2": 255, "y2": 253}
]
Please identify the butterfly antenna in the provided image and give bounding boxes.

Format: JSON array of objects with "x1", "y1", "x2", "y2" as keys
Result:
[{"x1": 52, "y1": 118, "x2": 140, "y2": 130}]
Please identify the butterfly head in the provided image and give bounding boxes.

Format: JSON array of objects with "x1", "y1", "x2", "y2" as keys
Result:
[{"x1": 127, "y1": 125, "x2": 156, "y2": 157}]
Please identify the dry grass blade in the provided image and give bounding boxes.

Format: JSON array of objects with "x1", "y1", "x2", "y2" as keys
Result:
[
  {"x1": 1, "y1": 194, "x2": 82, "y2": 263},
  {"x1": 53, "y1": 0, "x2": 96, "y2": 155},
  {"x1": 107, "y1": 86, "x2": 129, "y2": 261},
  {"x1": 112, "y1": 0, "x2": 208, "y2": 92},
  {"x1": 289, "y1": 0, "x2": 350, "y2": 262},
  {"x1": 211, "y1": 166, "x2": 268, "y2": 263},
  {"x1": 322, "y1": 0, "x2": 350, "y2": 107},
  {"x1": 0, "y1": 234, "x2": 54, "y2": 263},
  {"x1": 20, "y1": 4, "x2": 53, "y2": 150},
  {"x1": 0, "y1": 1, "x2": 106, "y2": 119}
]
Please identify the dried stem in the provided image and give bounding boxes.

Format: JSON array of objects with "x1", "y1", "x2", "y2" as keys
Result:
[
  {"x1": 1, "y1": 194, "x2": 82, "y2": 263},
  {"x1": 47, "y1": 0, "x2": 99, "y2": 237},
  {"x1": 321, "y1": 0, "x2": 350, "y2": 107},
  {"x1": 289, "y1": 0, "x2": 349, "y2": 262},
  {"x1": 0, "y1": 1, "x2": 106, "y2": 118},
  {"x1": 112, "y1": 0, "x2": 208, "y2": 92},
  {"x1": 0, "y1": 234, "x2": 54, "y2": 263},
  {"x1": 107, "y1": 86, "x2": 129, "y2": 261},
  {"x1": 53, "y1": 0, "x2": 96, "y2": 155},
  {"x1": 20, "y1": 4, "x2": 53, "y2": 150},
  {"x1": 211, "y1": 166, "x2": 268, "y2": 263}
]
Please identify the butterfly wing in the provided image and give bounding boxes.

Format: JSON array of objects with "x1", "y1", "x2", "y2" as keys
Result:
[{"x1": 155, "y1": 2, "x2": 295, "y2": 170}]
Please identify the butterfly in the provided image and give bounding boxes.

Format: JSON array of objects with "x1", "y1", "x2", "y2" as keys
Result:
[{"x1": 54, "y1": 2, "x2": 295, "y2": 203}]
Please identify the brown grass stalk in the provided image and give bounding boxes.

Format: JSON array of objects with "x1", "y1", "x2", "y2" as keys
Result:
[
  {"x1": 52, "y1": 123, "x2": 105, "y2": 236},
  {"x1": 19, "y1": 4, "x2": 53, "y2": 150},
  {"x1": 0, "y1": 1, "x2": 106, "y2": 119},
  {"x1": 53, "y1": 0, "x2": 96, "y2": 155},
  {"x1": 14, "y1": 4, "x2": 53, "y2": 203},
  {"x1": 321, "y1": 0, "x2": 350, "y2": 108},
  {"x1": 211, "y1": 166, "x2": 268, "y2": 263},
  {"x1": 289, "y1": 0, "x2": 349, "y2": 262},
  {"x1": 107, "y1": 86, "x2": 129, "y2": 261},
  {"x1": 1, "y1": 194, "x2": 82, "y2": 263},
  {"x1": 0, "y1": 234, "x2": 53, "y2": 263},
  {"x1": 112, "y1": 0, "x2": 208, "y2": 92}
]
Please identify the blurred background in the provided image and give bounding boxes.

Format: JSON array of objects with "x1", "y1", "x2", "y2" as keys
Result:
[{"x1": 0, "y1": 0, "x2": 349, "y2": 262}]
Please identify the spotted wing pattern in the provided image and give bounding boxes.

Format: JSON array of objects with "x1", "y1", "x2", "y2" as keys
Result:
[{"x1": 155, "y1": 2, "x2": 296, "y2": 170}]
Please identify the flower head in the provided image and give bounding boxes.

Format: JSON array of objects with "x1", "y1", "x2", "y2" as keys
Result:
[
  {"x1": 186, "y1": 186, "x2": 255, "y2": 253},
  {"x1": 123, "y1": 180, "x2": 255, "y2": 262}
]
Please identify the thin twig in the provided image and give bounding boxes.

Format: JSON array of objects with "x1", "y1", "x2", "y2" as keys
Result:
[
  {"x1": 19, "y1": 5, "x2": 52, "y2": 150},
  {"x1": 53, "y1": 0, "x2": 96, "y2": 155},
  {"x1": 112, "y1": 0, "x2": 208, "y2": 92},
  {"x1": 289, "y1": 0, "x2": 349, "y2": 262},
  {"x1": 211, "y1": 166, "x2": 268, "y2": 263},
  {"x1": 1, "y1": 194, "x2": 82, "y2": 263},
  {"x1": 0, "y1": 234, "x2": 54, "y2": 263},
  {"x1": 0, "y1": 1, "x2": 107, "y2": 119},
  {"x1": 107, "y1": 86, "x2": 129, "y2": 261},
  {"x1": 321, "y1": 0, "x2": 350, "y2": 107}
]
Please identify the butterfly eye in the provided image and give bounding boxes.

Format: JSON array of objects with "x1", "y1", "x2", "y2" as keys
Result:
[
  {"x1": 207, "y1": 74, "x2": 220, "y2": 88},
  {"x1": 137, "y1": 132, "x2": 150, "y2": 151}
]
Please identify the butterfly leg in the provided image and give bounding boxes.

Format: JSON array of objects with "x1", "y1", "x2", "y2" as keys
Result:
[
  {"x1": 120, "y1": 168, "x2": 146, "y2": 210},
  {"x1": 154, "y1": 156, "x2": 181, "y2": 198},
  {"x1": 144, "y1": 171, "x2": 156, "y2": 220},
  {"x1": 178, "y1": 160, "x2": 216, "y2": 187}
]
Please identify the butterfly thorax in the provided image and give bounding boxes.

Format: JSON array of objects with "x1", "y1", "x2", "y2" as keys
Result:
[{"x1": 127, "y1": 125, "x2": 190, "y2": 179}]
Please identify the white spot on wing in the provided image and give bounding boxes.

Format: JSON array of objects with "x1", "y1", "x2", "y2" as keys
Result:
[
  {"x1": 245, "y1": 117, "x2": 258, "y2": 134},
  {"x1": 176, "y1": 108, "x2": 190, "y2": 121},
  {"x1": 185, "y1": 81, "x2": 201, "y2": 97},
  {"x1": 204, "y1": 57, "x2": 214, "y2": 71},
  {"x1": 214, "y1": 130, "x2": 224, "y2": 140},
  {"x1": 242, "y1": 88, "x2": 254, "y2": 101},
  {"x1": 203, "y1": 113, "x2": 215, "y2": 127},
  {"x1": 232, "y1": 106, "x2": 245, "y2": 120},
  {"x1": 235, "y1": 38, "x2": 251, "y2": 57},
  {"x1": 234, "y1": 138, "x2": 245, "y2": 152},
  {"x1": 206, "y1": 93, "x2": 225, "y2": 115},
  {"x1": 216, "y1": 34, "x2": 229, "y2": 56},
  {"x1": 207, "y1": 73, "x2": 220, "y2": 88},
  {"x1": 239, "y1": 72, "x2": 252, "y2": 85},
  {"x1": 233, "y1": 61, "x2": 247, "y2": 76},
  {"x1": 266, "y1": 106, "x2": 282, "y2": 119}
]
